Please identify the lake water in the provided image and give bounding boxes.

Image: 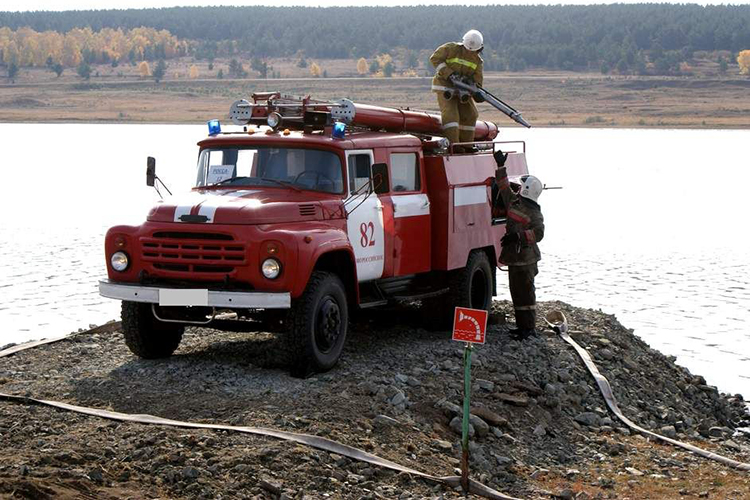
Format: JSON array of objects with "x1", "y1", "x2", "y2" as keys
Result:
[{"x1": 0, "y1": 124, "x2": 748, "y2": 397}]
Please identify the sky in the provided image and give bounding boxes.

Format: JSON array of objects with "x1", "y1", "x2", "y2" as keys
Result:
[{"x1": 5, "y1": 0, "x2": 750, "y2": 12}]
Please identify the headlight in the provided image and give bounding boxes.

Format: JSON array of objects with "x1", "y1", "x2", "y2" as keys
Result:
[
  {"x1": 111, "y1": 251, "x2": 129, "y2": 272},
  {"x1": 261, "y1": 258, "x2": 281, "y2": 279},
  {"x1": 267, "y1": 112, "x2": 282, "y2": 130}
]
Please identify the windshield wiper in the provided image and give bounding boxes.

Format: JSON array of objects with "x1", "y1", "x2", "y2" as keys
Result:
[
  {"x1": 259, "y1": 177, "x2": 302, "y2": 192},
  {"x1": 211, "y1": 176, "x2": 302, "y2": 192},
  {"x1": 213, "y1": 176, "x2": 249, "y2": 186}
]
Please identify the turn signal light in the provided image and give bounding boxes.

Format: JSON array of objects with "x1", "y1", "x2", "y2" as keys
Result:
[{"x1": 265, "y1": 242, "x2": 280, "y2": 255}]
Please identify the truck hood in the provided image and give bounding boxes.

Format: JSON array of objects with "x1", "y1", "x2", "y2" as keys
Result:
[{"x1": 147, "y1": 188, "x2": 343, "y2": 225}]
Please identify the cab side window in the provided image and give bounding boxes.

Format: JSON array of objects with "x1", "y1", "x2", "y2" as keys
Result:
[
  {"x1": 348, "y1": 154, "x2": 372, "y2": 193},
  {"x1": 390, "y1": 153, "x2": 420, "y2": 192}
]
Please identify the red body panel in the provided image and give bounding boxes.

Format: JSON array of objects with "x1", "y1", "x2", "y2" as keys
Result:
[{"x1": 425, "y1": 152, "x2": 529, "y2": 271}]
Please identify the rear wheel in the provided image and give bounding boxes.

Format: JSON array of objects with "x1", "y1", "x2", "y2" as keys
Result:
[
  {"x1": 121, "y1": 301, "x2": 184, "y2": 359},
  {"x1": 287, "y1": 271, "x2": 348, "y2": 376},
  {"x1": 424, "y1": 250, "x2": 493, "y2": 329}
]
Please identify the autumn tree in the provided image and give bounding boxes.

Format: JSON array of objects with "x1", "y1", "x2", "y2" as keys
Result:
[
  {"x1": 0, "y1": 26, "x2": 183, "y2": 70},
  {"x1": 138, "y1": 60, "x2": 150, "y2": 76},
  {"x1": 738, "y1": 50, "x2": 750, "y2": 75},
  {"x1": 356, "y1": 57, "x2": 367, "y2": 75},
  {"x1": 371, "y1": 53, "x2": 394, "y2": 77},
  {"x1": 309, "y1": 61, "x2": 321, "y2": 77},
  {"x1": 189, "y1": 64, "x2": 199, "y2": 79}
]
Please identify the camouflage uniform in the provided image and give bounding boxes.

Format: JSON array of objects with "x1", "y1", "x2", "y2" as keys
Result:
[
  {"x1": 494, "y1": 165, "x2": 545, "y2": 330},
  {"x1": 430, "y1": 42, "x2": 484, "y2": 144}
]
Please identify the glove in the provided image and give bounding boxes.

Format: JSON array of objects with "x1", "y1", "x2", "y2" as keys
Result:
[
  {"x1": 493, "y1": 149, "x2": 508, "y2": 166},
  {"x1": 473, "y1": 91, "x2": 485, "y2": 103},
  {"x1": 501, "y1": 232, "x2": 520, "y2": 246}
]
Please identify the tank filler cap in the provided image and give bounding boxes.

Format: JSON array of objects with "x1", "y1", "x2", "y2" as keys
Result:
[
  {"x1": 230, "y1": 99, "x2": 253, "y2": 125},
  {"x1": 330, "y1": 98, "x2": 356, "y2": 124}
]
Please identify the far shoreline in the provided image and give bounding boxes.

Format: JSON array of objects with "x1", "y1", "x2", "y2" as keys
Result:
[{"x1": 2, "y1": 65, "x2": 749, "y2": 129}]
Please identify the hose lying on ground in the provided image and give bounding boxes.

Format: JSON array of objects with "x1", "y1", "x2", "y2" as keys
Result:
[
  {"x1": 0, "y1": 326, "x2": 522, "y2": 500},
  {"x1": 545, "y1": 310, "x2": 750, "y2": 472}
]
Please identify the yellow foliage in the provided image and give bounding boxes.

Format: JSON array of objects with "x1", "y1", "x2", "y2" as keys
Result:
[
  {"x1": 356, "y1": 57, "x2": 367, "y2": 75},
  {"x1": 2, "y1": 40, "x2": 19, "y2": 66},
  {"x1": 738, "y1": 50, "x2": 750, "y2": 75},
  {"x1": 309, "y1": 62, "x2": 321, "y2": 77},
  {"x1": 189, "y1": 64, "x2": 199, "y2": 79},
  {"x1": 375, "y1": 53, "x2": 392, "y2": 69},
  {"x1": 402, "y1": 68, "x2": 418, "y2": 77},
  {"x1": 0, "y1": 26, "x2": 183, "y2": 69},
  {"x1": 138, "y1": 61, "x2": 150, "y2": 77}
]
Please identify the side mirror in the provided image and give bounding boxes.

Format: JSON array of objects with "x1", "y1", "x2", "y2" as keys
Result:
[
  {"x1": 146, "y1": 156, "x2": 156, "y2": 187},
  {"x1": 371, "y1": 163, "x2": 389, "y2": 195}
]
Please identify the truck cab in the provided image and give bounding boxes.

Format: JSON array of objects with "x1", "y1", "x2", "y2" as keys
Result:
[{"x1": 99, "y1": 93, "x2": 529, "y2": 374}]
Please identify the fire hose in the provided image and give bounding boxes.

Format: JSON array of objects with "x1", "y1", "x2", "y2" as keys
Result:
[
  {"x1": 0, "y1": 326, "x2": 521, "y2": 500},
  {"x1": 545, "y1": 310, "x2": 750, "y2": 472}
]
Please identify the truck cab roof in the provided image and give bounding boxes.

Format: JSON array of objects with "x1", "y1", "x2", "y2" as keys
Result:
[{"x1": 198, "y1": 129, "x2": 423, "y2": 151}]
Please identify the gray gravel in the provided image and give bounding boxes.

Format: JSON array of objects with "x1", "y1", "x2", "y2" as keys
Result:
[{"x1": 1, "y1": 299, "x2": 748, "y2": 499}]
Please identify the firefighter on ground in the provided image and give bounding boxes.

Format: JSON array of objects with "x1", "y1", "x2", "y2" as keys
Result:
[
  {"x1": 493, "y1": 149, "x2": 545, "y2": 341},
  {"x1": 430, "y1": 29, "x2": 484, "y2": 145}
]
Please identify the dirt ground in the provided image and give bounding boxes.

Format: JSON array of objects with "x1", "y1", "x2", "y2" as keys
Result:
[
  {"x1": 1, "y1": 301, "x2": 749, "y2": 499},
  {"x1": 1, "y1": 56, "x2": 750, "y2": 128}
]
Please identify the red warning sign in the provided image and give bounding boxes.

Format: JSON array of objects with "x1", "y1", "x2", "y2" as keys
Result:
[{"x1": 452, "y1": 307, "x2": 488, "y2": 344}]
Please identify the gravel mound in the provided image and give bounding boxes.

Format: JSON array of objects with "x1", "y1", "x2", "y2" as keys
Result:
[{"x1": 1, "y1": 300, "x2": 748, "y2": 499}]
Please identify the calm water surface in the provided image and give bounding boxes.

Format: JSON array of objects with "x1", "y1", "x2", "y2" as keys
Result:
[{"x1": 0, "y1": 124, "x2": 748, "y2": 396}]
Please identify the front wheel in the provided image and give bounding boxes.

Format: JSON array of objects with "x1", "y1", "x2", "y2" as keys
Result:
[
  {"x1": 287, "y1": 271, "x2": 349, "y2": 375},
  {"x1": 121, "y1": 301, "x2": 184, "y2": 359}
]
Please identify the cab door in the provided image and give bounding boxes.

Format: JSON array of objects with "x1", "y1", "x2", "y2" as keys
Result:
[
  {"x1": 388, "y1": 150, "x2": 431, "y2": 276},
  {"x1": 345, "y1": 150, "x2": 388, "y2": 282}
]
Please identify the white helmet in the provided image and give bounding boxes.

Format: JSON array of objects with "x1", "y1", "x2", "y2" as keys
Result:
[
  {"x1": 462, "y1": 30, "x2": 484, "y2": 51},
  {"x1": 518, "y1": 175, "x2": 543, "y2": 202}
]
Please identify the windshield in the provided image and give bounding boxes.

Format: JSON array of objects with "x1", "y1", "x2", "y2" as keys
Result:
[{"x1": 196, "y1": 146, "x2": 344, "y2": 194}]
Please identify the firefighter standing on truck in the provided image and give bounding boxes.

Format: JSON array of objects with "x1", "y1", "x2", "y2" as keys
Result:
[
  {"x1": 430, "y1": 29, "x2": 484, "y2": 145},
  {"x1": 493, "y1": 149, "x2": 545, "y2": 341}
]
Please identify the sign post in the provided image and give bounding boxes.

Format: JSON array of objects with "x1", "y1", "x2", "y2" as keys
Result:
[{"x1": 452, "y1": 306, "x2": 488, "y2": 494}]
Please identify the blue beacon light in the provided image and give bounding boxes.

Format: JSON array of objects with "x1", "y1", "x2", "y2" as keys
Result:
[
  {"x1": 332, "y1": 121, "x2": 346, "y2": 139},
  {"x1": 207, "y1": 119, "x2": 221, "y2": 136}
]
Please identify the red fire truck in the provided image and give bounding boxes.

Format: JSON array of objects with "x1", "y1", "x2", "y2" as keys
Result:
[{"x1": 99, "y1": 93, "x2": 531, "y2": 374}]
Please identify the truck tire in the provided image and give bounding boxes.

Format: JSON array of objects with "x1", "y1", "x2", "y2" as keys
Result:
[
  {"x1": 425, "y1": 250, "x2": 493, "y2": 329},
  {"x1": 121, "y1": 301, "x2": 184, "y2": 359},
  {"x1": 449, "y1": 250, "x2": 493, "y2": 311},
  {"x1": 287, "y1": 271, "x2": 348, "y2": 375}
]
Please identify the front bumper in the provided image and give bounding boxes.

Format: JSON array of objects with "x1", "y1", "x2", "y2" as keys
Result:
[{"x1": 98, "y1": 280, "x2": 291, "y2": 309}]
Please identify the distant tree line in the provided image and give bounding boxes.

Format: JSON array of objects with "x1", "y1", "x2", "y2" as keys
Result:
[{"x1": 2, "y1": 5, "x2": 750, "y2": 75}]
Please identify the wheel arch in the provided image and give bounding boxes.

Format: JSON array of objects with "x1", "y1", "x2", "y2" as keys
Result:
[{"x1": 312, "y1": 250, "x2": 359, "y2": 306}]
